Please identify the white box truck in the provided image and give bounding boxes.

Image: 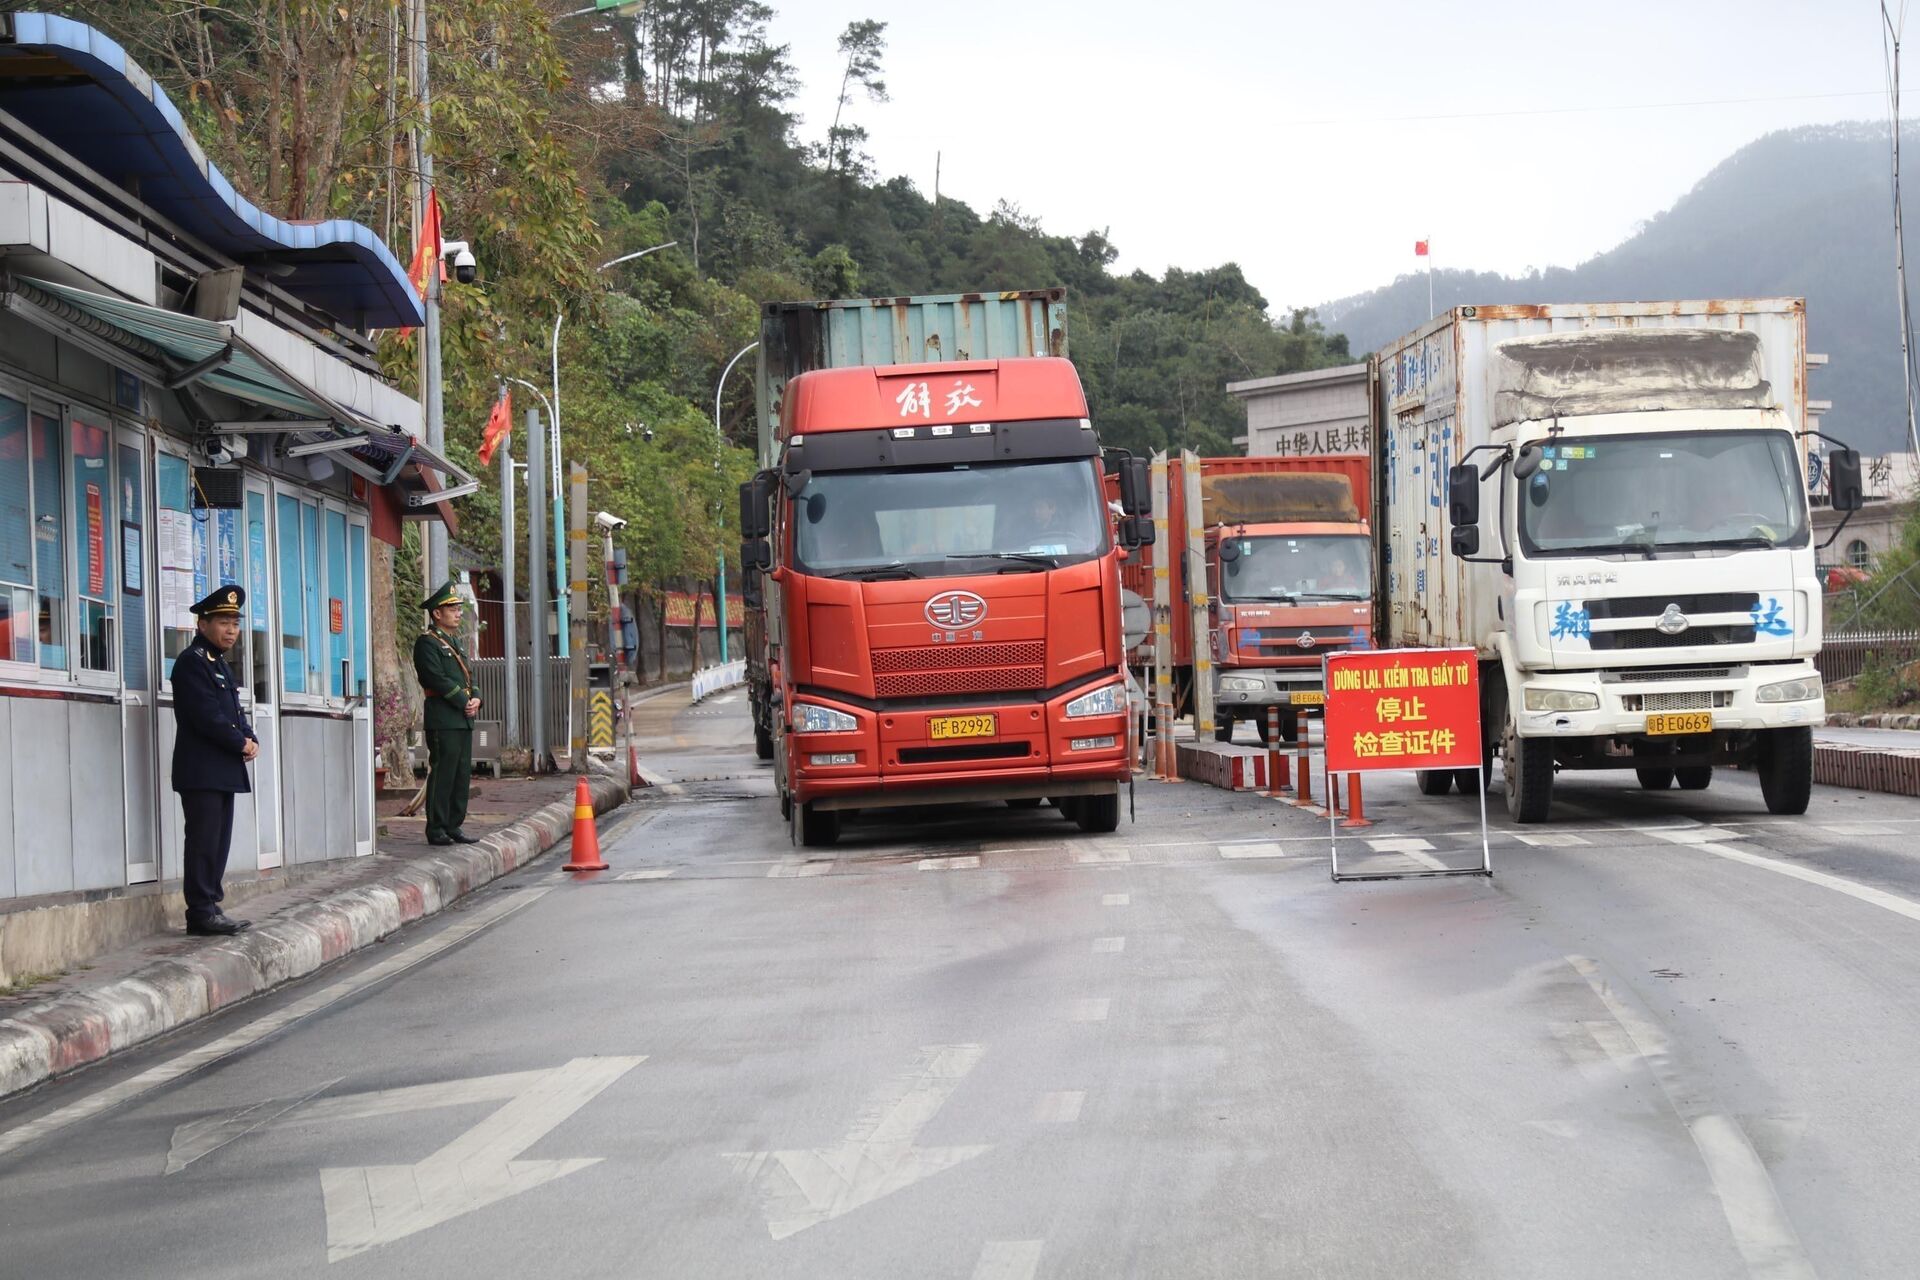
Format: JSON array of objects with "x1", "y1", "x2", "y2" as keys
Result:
[{"x1": 1375, "y1": 300, "x2": 1864, "y2": 822}]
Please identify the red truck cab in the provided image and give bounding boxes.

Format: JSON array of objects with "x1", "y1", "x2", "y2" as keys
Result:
[{"x1": 738, "y1": 357, "x2": 1150, "y2": 846}]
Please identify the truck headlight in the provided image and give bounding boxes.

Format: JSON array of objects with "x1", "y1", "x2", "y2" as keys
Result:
[
  {"x1": 794, "y1": 703, "x2": 858, "y2": 733},
  {"x1": 1219, "y1": 676, "x2": 1264, "y2": 692},
  {"x1": 1065, "y1": 683, "x2": 1126, "y2": 717},
  {"x1": 1757, "y1": 675, "x2": 1822, "y2": 703},
  {"x1": 1524, "y1": 688, "x2": 1599, "y2": 712}
]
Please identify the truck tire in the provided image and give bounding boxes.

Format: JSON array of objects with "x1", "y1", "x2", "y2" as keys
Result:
[
  {"x1": 1056, "y1": 796, "x2": 1084, "y2": 823},
  {"x1": 1503, "y1": 718, "x2": 1554, "y2": 823},
  {"x1": 1453, "y1": 767, "x2": 1484, "y2": 794},
  {"x1": 1417, "y1": 769, "x2": 1455, "y2": 796},
  {"x1": 1006, "y1": 797, "x2": 1043, "y2": 809},
  {"x1": 1075, "y1": 792, "x2": 1121, "y2": 833},
  {"x1": 1636, "y1": 767, "x2": 1674, "y2": 791},
  {"x1": 798, "y1": 802, "x2": 840, "y2": 847},
  {"x1": 1675, "y1": 766, "x2": 1712, "y2": 791},
  {"x1": 1214, "y1": 717, "x2": 1235, "y2": 743},
  {"x1": 1758, "y1": 727, "x2": 1814, "y2": 815},
  {"x1": 753, "y1": 720, "x2": 774, "y2": 760}
]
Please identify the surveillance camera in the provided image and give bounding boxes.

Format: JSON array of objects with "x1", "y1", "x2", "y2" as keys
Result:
[
  {"x1": 594, "y1": 511, "x2": 627, "y2": 531},
  {"x1": 441, "y1": 239, "x2": 478, "y2": 285}
]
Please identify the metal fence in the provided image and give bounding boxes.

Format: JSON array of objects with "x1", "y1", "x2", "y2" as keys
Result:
[
  {"x1": 1817, "y1": 631, "x2": 1920, "y2": 684},
  {"x1": 471, "y1": 656, "x2": 573, "y2": 750}
]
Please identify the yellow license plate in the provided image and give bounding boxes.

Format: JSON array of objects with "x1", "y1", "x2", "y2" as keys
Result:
[
  {"x1": 929, "y1": 714, "x2": 997, "y2": 741},
  {"x1": 1291, "y1": 690, "x2": 1325, "y2": 707},
  {"x1": 1646, "y1": 712, "x2": 1714, "y2": 736}
]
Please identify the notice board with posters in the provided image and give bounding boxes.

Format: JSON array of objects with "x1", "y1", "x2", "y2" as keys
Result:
[{"x1": 1323, "y1": 647, "x2": 1491, "y2": 881}]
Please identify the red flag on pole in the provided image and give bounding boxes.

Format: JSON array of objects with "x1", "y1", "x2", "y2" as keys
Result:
[
  {"x1": 477, "y1": 389, "x2": 512, "y2": 467},
  {"x1": 1414, "y1": 239, "x2": 1430, "y2": 257},
  {"x1": 396, "y1": 189, "x2": 442, "y2": 338}
]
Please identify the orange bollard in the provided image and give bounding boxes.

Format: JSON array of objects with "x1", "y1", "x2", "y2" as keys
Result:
[
  {"x1": 564, "y1": 776, "x2": 609, "y2": 871},
  {"x1": 1296, "y1": 733, "x2": 1313, "y2": 807},
  {"x1": 1341, "y1": 772, "x2": 1372, "y2": 828},
  {"x1": 1266, "y1": 707, "x2": 1283, "y2": 798}
]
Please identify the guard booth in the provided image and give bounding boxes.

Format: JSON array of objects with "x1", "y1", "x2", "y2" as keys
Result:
[{"x1": 0, "y1": 14, "x2": 471, "y2": 907}]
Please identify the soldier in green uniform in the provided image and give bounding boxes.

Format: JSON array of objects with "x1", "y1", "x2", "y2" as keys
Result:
[{"x1": 413, "y1": 582, "x2": 481, "y2": 845}]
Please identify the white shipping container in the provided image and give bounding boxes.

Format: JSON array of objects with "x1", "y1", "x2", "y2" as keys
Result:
[{"x1": 1376, "y1": 300, "x2": 1808, "y2": 655}]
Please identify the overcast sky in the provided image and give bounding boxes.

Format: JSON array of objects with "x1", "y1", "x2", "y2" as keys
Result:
[{"x1": 767, "y1": 1, "x2": 1899, "y2": 310}]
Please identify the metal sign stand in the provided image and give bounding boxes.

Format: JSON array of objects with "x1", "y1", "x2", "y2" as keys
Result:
[{"x1": 1328, "y1": 766, "x2": 1491, "y2": 882}]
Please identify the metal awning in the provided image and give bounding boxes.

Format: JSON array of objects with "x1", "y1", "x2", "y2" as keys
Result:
[{"x1": 1, "y1": 274, "x2": 474, "y2": 509}]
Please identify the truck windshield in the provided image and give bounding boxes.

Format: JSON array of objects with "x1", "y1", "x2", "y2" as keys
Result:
[
  {"x1": 1518, "y1": 429, "x2": 1808, "y2": 557},
  {"x1": 1219, "y1": 534, "x2": 1372, "y2": 602},
  {"x1": 792, "y1": 459, "x2": 1109, "y2": 578}
]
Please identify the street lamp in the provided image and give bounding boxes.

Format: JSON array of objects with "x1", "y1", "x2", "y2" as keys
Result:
[
  {"x1": 711, "y1": 340, "x2": 758, "y2": 665},
  {"x1": 548, "y1": 240, "x2": 677, "y2": 661}
]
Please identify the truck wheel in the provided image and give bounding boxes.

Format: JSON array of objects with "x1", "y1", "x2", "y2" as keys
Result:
[
  {"x1": 1417, "y1": 770, "x2": 1455, "y2": 796},
  {"x1": 1075, "y1": 792, "x2": 1121, "y2": 833},
  {"x1": 1056, "y1": 796, "x2": 1084, "y2": 823},
  {"x1": 1503, "y1": 718, "x2": 1554, "y2": 823},
  {"x1": 1758, "y1": 727, "x2": 1814, "y2": 815},
  {"x1": 798, "y1": 802, "x2": 840, "y2": 847},
  {"x1": 1675, "y1": 766, "x2": 1713, "y2": 791},
  {"x1": 1006, "y1": 797, "x2": 1043, "y2": 809},
  {"x1": 753, "y1": 721, "x2": 774, "y2": 761},
  {"x1": 1636, "y1": 767, "x2": 1674, "y2": 791},
  {"x1": 1452, "y1": 767, "x2": 1484, "y2": 794},
  {"x1": 1214, "y1": 716, "x2": 1235, "y2": 743}
]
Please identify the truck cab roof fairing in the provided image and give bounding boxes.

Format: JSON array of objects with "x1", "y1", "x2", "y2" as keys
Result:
[{"x1": 780, "y1": 357, "x2": 1090, "y2": 438}]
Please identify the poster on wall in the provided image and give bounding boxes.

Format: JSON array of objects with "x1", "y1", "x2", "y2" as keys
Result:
[
  {"x1": 248, "y1": 516, "x2": 268, "y2": 629},
  {"x1": 216, "y1": 509, "x2": 239, "y2": 585},
  {"x1": 85, "y1": 484, "x2": 104, "y2": 596},
  {"x1": 156, "y1": 507, "x2": 196, "y2": 630},
  {"x1": 119, "y1": 521, "x2": 141, "y2": 595}
]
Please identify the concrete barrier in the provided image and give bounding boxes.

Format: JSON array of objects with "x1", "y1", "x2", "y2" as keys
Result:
[
  {"x1": 1175, "y1": 741, "x2": 1270, "y2": 791},
  {"x1": 1814, "y1": 742, "x2": 1920, "y2": 797}
]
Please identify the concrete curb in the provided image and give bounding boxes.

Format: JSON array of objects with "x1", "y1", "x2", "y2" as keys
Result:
[
  {"x1": 1825, "y1": 712, "x2": 1920, "y2": 730},
  {"x1": 0, "y1": 776, "x2": 626, "y2": 1102}
]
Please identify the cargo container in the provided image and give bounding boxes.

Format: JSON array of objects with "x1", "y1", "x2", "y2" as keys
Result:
[
  {"x1": 1113, "y1": 455, "x2": 1372, "y2": 742},
  {"x1": 1379, "y1": 300, "x2": 1863, "y2": 821},
  {"x1": 738, "y1": 293, "x2": 1152, "y2": 845},
  {"x1": 741, "y1": 291, "x2": 1068, "y2": 757}
]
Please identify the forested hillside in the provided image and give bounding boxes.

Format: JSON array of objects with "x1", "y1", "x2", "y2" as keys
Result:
[{"x1": 1320, "y1": 123, "x2": 1919, "y2": 454}]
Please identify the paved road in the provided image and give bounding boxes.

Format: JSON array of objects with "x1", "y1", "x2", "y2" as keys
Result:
[{"x1": 5, "y1": 688, "x2": 1920, "y2": 1277}]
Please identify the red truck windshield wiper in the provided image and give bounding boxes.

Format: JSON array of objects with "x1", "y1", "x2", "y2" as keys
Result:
[
  {"x1": 947, "y1": 552, "x2": 1057, "y2": 570},
  {"x1": 828, "y1": 563, "x2": 921, "y2": 580}
]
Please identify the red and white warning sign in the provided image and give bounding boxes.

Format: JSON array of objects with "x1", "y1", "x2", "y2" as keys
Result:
[{"x1": 1322, "y1": 647, "x2": 1490, "y2": 880}]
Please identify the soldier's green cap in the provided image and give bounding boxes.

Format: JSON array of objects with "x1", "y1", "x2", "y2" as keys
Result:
[{"x1": 422, "y1": 581, "x2": 461, "y2": 611}]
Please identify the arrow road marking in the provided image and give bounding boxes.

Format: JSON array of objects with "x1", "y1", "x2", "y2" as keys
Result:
[
  {"x1": 319, "y1": 1055, "x2": 644, "y2": 1262},
  {"x1": 725, "y1": 1043, "x2": 989, "y2": 1240}
]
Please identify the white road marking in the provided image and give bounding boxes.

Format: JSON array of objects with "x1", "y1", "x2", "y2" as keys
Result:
[
  {"x1": 1646, "y1": 825, "x2": 1741, "y2": 845},
  {"x1": 1219, "y1": 841, "x2": 1285, "y2": 859},
  {"x1": 768, "y1": 860, "x2": 832, "y2": 878},
  {"x1": 1366, "y1": 837, "x2": 1434, "y2": 854},
  {"x1": 1073, "y1": 847, "x2": 1131, "y2": 864},
  {"x1": 1091, "y1": 936, "x2": 1126, "y2": 954},
  {"x1": 1513, "y1": 832, "x2": 1591, "y2": 848},
  {"x1": 1821, "y1": 822, "x2": 1897, "y2": 837},
  {"x1": 1686, "y1": 841, "x2": 1920, "y2": 927},
  {"x1": 918, "y1": 856, "x2": 981, "y2": 871},
  {"x1": 615, "y1": 868, "x2": 676, "y2": 881},
  {"x1": 1102, "y1": 893, "x2": 1130, "y2": 907},
  {"x1": 1032, "y1": 1091, "x2": 1085, "y2": 1123},
  {"x1": 0, "y1": 887, "x2": 550, "y2": 1162},
  {"x1": 973, "y1": 1239, "x2": 1046, "y2": 1280},
  {"x1": 1567, "y1": 956, "x2": 1814, "y2": 1280},
  {"x1": 724, "y1": 1044, "x2": 990, "y2": 1240},
  {"x1": 321, "y1": 1055, "x2": 644, "y2": 1262},
  {"x1": 1067, "y1": 998, "x2": 1111, "y2": 1023}
]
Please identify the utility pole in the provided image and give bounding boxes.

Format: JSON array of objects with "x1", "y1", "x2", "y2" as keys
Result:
[
  {"x1": 410, "y1": 0, "x2": 447, "y2": 587},
  {"x1": 569, "y1": 463, "x2": 591, "y2": 772},
  {"x1": 501, "y1": 427, "x2": 519, "y2": 749},
  {"x1": 528, "y1": 408, "x2": 549, "y2": 772}
]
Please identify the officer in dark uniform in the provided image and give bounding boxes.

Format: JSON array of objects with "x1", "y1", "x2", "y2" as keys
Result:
[
  {"x1": 171, "y1": 584, "x2": 258, "y2": 936},
  {"x1": 413, "y1": 581, "x2": 481, "y2": 846}
]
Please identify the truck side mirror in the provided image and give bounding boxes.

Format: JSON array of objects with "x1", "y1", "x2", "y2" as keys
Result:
[
  {"x1": 739, "y1": 472, "x2": 774, "y2": 539},
  {"x1": 739, "y1": 540, "x2": 767, "y2": 607},
  {"x1": 1451, "y1": 525, "x2": 1481, "y2": 557},
  {"x1": 1829, "y1": 448, "x2": 1865, "y2": 512},
  {"x1": 1121, "y1": 513, "x2": 1154, "y2": 548},
  {"x1": 1447, "y1": 463, "x2": 1480, "y2": 527},
  {"x1": 1117, "y1": 457, "x2": 1150, "y2": 516}
]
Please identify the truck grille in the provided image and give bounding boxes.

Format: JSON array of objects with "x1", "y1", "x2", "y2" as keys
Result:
[
  {"x1": 1585, "y1": 593, "x2": 1759, "y2": 620},
  {"x1": 1609, "y1": 667, "x2": 1734, "y2": 682},
  {"x1": 872, "y1": 641, "x2": 1046, "y2": 698},
  {"x1": 1589, "y1": 625, "x2": 1755, "y2": 651},
  {"x1": 1619, "y1": 690, "x2": 1734, "y2": 712}
]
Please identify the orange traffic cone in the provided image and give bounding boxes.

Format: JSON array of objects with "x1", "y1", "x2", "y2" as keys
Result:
[{"x1": 564, "y1": 777, "x2": 608, "y2": 871}]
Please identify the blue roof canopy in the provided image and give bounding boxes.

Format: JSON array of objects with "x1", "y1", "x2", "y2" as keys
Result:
[{"x1": 0, "y1": 12, "x2": 424, "y2": 332}]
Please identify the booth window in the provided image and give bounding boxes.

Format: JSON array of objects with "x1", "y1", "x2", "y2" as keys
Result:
[
  {"x1": 31, "y1": 407, "x2": 65, "y2": 670},
  {"x1": 71, "y1": 416, "x2": 114, "y2": 675},
  {"x1": 325, "y1": 509, "x2": 349, "y2": 695},
  {"x1": 0, "y1": 395, "x2": 33, "y2": 664},
  {"x1": 156, "y1": 452, "x2": 195, "y2": 665},
  {"x1": 277, "y1": 492, "x2": 306, "y2": 694},
  {"x1": 118, "y1": 440, "x2": 147, "y2": 690},
  {"x1": 247, "y1": 490, "x2": 271, "y2": 702},
  {"x1": 302, "y1": 500, "x2": 321, "y2": 694},
  {"x1": 349, "y1": 522, "x2": 369, "y2": 693}
]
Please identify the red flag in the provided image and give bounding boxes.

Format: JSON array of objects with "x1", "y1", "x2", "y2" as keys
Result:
[
  {"x1": 395, "y1": 189, "x2": 443, "y2": 338},
  {"x1": 477, "y1": 389, "x2": 512, "y2": 467},
  {"x1": 1414, "y1": 239, "x2": 1430, "y2": 257}
]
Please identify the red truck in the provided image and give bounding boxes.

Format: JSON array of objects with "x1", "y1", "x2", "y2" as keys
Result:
[
  {"x1": 1121, "y1": 455, "x2": 1373, "y2": 743},
  {"x1": 738, "y1": 355, "x2": 1152, "y2": 846}
]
